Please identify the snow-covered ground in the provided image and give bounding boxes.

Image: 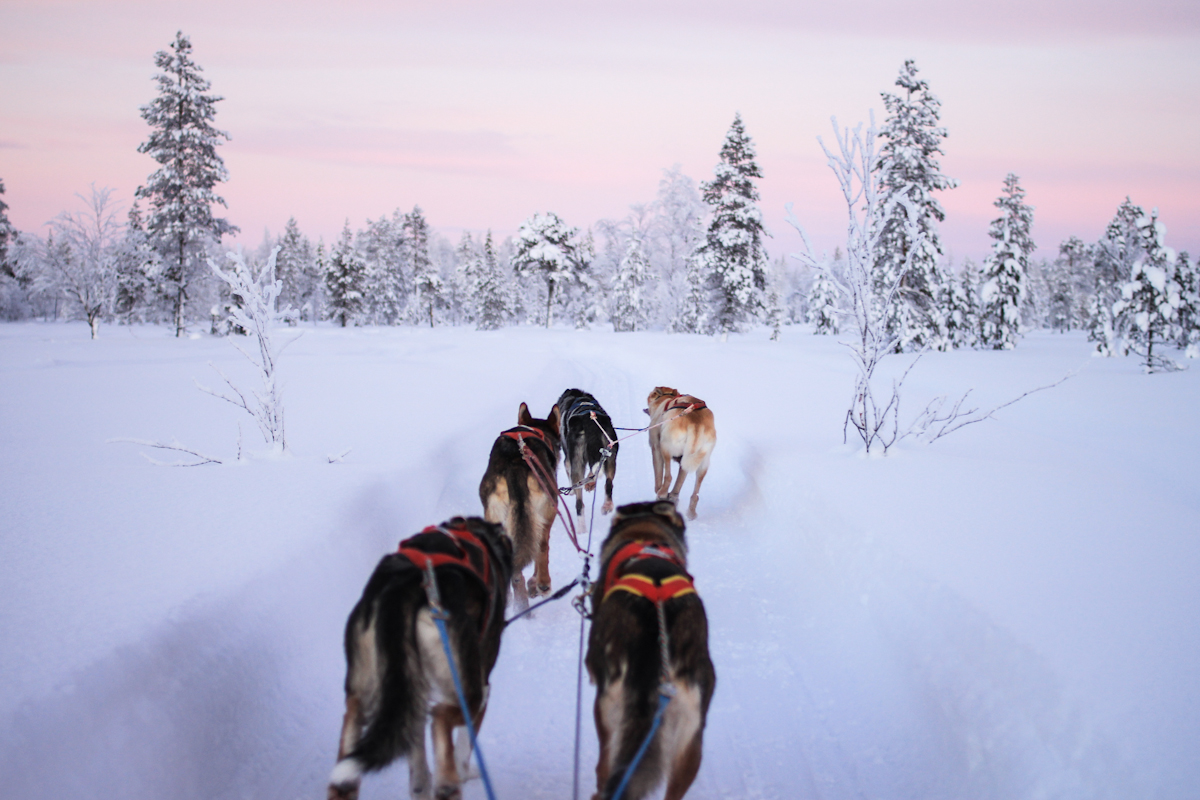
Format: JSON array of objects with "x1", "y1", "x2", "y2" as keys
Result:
[{"x1": 1, "y1": 321, "x2": 1196, "y2": 800}]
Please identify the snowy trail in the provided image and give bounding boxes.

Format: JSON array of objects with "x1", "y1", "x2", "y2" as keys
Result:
[{"x1": 2, "y1": 324, "x2": 1196, "y2": 799}]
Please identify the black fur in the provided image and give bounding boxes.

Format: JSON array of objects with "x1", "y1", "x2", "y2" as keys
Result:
[
  {"x1": 586, "y1": 502, "x2": 716, "y2": 800},
  {"x1": 330, "y1": 517, "x2": 513, "y2": 800},
  {"x1": 557, "y1": 388, "x2": 620, "y2": 516}
]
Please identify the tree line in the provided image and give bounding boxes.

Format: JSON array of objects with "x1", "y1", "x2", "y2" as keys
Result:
[{"x1": 0, "y1": 36, "x2": 1195, "y2": 370}]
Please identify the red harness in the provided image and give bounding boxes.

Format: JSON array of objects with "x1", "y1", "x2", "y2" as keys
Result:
[
  {"x1": 502, "y1": 424, "x2": 553, "y2": 449},
  {"x1": 397, "y1": 523, "x2": 492, "y2": 590},
  {"x1": 601, "y1": 540, "x2": 696, "y2": 604},
  {"x1": 665, "y1": 397, "x2": 706, "y2": 413}
]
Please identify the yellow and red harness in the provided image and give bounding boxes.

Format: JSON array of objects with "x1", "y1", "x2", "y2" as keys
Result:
[
  {"x1": 601, "y1": 540, "x2": 696, "y2": 604},
  {"x1": 398, "y1": 523, "x2": 492, "y2": 591}
]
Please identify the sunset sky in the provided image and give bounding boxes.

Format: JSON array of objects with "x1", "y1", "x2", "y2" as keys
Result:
[{"x1": 2, "y1": 0, "x2": 1198, "y2": 262}]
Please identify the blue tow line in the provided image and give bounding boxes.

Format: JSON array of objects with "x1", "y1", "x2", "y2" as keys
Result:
[{"x1": 609, "y1": 691, "x2": 672, "y2": 800}]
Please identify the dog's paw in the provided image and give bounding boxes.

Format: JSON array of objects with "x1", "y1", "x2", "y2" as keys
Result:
[
  {"x1": 433, "y1": 783, "x2": 462, "y2": 800},
  {"x1": 601, "y1": 499, "x2": 613, "y2": 515},
  {"x1": 584, "y1": 480, "x2": 596, "y2": 492}
]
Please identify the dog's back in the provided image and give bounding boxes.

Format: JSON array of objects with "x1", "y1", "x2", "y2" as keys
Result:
[
  {"x1": 586, "y1": 501, "x2": 716, "y2": 800},
  {"x1": 557, "y1": 388, "x2": 620, "y2": 516}
]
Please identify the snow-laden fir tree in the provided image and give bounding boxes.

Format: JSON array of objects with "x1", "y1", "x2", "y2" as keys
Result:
[
  {"x1": 359, "y1": 211, "x2": 406, "y2": 324},
  {"x1": 1114, "y1": 209, "x2": 1183, "y2": 371},
  {"x1": 611, "y1": 228, "x2": 655, "y2": 332},
  {"x1": 693, "y1": 113, "x2": 769, "y2": 334},
  {"x1": 404, "y1": 206, "x2": 444, "y2": 327},
  {"x1": 1172, "y1": 251, "x2": 1199, "y2": 356},
  {"x1": 1089, "y1": 198, "x2": 1145, "y2": 356},
  {"x1": 806, "y1": 260, "x2": 840, "y2": 334},
  {"x1": 0, "y1": 178, "x2": 12, "y2": 274},
  {"x1": 475, "y1": 231, "x2": 512, "y2": 330},
  {"x1": 873, "y1": 59, "x2": 958, "y2": 352},
  {"x1": 1047, "y1": 237, "x2": 1090, "y2": 332},
  {"x1": 511, "y1": 211, "x2": 589, "y2": 327},
  {"x1": 453, "y1": 231, "x2": 481, "y2": 326},
  {"x1": 111, "y1": 202, "x2": 159, "y2": 322},
  {"x1": 275, "y1": 217, "x2": 319, "y2": 323},
  {"x1": 942, "y1": 264, "x2": 977, "y2": 348},
  {"x1": 980, "y1": 173, "x2": 1035, "y2": 350},
  {"x1": 326, "y1": 221, "x2": 367, "y2": 327},
  {"x1": 135, "y1": 31, "x2": 236, "y2": 336}
]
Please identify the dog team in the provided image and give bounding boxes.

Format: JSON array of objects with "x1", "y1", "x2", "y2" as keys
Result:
[{"x1": 329, "y1": 387, "x2": 717, "y2": 800}]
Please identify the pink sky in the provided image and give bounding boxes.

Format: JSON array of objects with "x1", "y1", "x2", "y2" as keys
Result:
[{"x1": 2, "y1": 0, "x2": 1198, "y2": 263}]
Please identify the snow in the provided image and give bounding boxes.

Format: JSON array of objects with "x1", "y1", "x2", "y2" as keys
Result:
[{"x1": 1, "y1": 321, "x2": 1198, "y2": 799}]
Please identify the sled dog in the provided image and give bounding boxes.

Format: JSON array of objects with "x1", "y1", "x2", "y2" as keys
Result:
[
  {"x1": 646, "y1": 387, "x2": 716, "y2": 520},
  {"x1": 328, "y1": 516, "x2": 513, "y2": 800},
  {"x1": 557, "y1": 388, "x2": 620, "y2": 518},
  {"x1": 478, "y1": 401, "x2": 562, "y2": 608},
  {"x1": 586, "y1": 501, "x2": 716, "y2": 800}
]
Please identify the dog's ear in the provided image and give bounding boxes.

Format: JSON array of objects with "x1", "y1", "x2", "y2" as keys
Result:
[
  {"x1": 547, "y1": 404, "x2": 561, "y2": 435},
  {"x1": 518, "y1": 401, "x2": 532, "y2": 426}
]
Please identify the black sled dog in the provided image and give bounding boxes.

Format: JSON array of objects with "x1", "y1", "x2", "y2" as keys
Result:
[
  {"x1": 557, "y1": 388, "x2": 620, "y2": 518},
  {"x1": 328, "y1": 517, "x2": 513, "y2": 800},
  {"x1": 586, "y1": 501, "x2": 716, "y2": 800},
  {"x1": 478, "y1": 401, "x2": 562, "y2": 609}
]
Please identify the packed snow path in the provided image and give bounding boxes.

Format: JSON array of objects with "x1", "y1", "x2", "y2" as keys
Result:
[{"x1": 1, "y1": 323, "x2": 1197, "y2": 799}]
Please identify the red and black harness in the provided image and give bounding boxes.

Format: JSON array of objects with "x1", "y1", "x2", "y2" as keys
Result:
[
  {"x1": 664, "y1": 396, "x2": 707, "y2": 414},
  {"x1": 502, "y1": 424, "x2": 586, "y2": 553},
  {"x1": 600, "y1": 540, "x2": 696, "y2": 605},
  {"x1": 397, "y1": 523, "x2": 496, "y2": 628}
]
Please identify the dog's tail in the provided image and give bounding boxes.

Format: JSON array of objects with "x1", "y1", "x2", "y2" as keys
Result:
[{"x1": 341, "y1": 561, "x2": 428, "y2": 775}]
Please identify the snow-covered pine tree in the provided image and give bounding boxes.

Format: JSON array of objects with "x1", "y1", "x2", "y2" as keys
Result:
[
  {"x1": 325, "y1": 221, "x2": 366, "y2": 327},
  {"x1": 611, "y1": 229, "x2": 655, "y2": 332},
  {"x1": 0, "y1": 178, "x2": 12, "y2": 274},
  {"x1": 1172, "y1": 251, "x2": 1198, "y2": 357},
  {"x1": 403, "y1": 207, "x2": 444, "y2": 327},
  {"x1": 359, "y1": 212, "x2": 406, "y2": 324},
  {"x1": 980, "y1": 173, "x2": 1035, "y2": 350},
  {"x1": 453, "y1": 231, "x2": 481, "y2": 326},
  {"x1": 1047, "y1": 237, "x2": 1090, "y2": 333},
  {"x1": 275, "y1": 217, "x2": 316, "y2": 323},
  {"x1": 872, "y1": 59, "x2": 958, "y2": 352},
  {"x1": 806, "y1": 261, "x2": 840, "y2": 334},
  {"x1": 1115, "y1": 209, "x2": 1183, "y2": 371},
  {"x1": 135, "y1": 31, "x2": 236, "y2": 337},
  {"x1": 1089, "y1": 198, "x2": 1144, "y2": 356},
  {"x1": 693, "y1": 113, "x2": 769, "y2": 334},
  {"x1": 941, "y1": 265, "x2": 975, "y2": 348},
  {"x1": 511, "y1": 211, "x2": 588, "y2": 328},
  {"x1": 475, "y1": 230, "x2": 512, "y2": 330}
]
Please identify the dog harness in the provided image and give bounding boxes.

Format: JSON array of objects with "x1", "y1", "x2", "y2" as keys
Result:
[
  {"x1": 502, "y1": 424, "x2": 553, "y2": 450},
  {"x1": 398, "y1": 523, "x2": 492, "y2": 591},
  {"x1": 601, "y1": 540, "x2": 696, "y2": 603},
  {"x1": 665, "y1": 397, "x2": 707, "y2": 413}
]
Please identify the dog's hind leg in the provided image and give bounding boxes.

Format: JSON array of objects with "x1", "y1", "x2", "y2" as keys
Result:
[
  {"x1": 662, "y1": 730, "x2": 703, "y2": 800},
  {"x1": 408, "y1": 725, "x2": 433, "y2": 800},
  {"x1": 601, "y1": 454, "x2": 617, "y2": 515},
  {"x1": 431, "y1": 704, "x2": 465, "y2": 800},
  {"x1": 454, "y1": 685, "x2": 489, "y2": 780},
  {"x1": 668, "y1": 464, "x2": 689, "y2": 506},
  {"x1": 686, "y1": 461, "x2": 709, "y2": 521},
  {"x1": 329, "y1": 694, "x2": 364, "y2": 800}
]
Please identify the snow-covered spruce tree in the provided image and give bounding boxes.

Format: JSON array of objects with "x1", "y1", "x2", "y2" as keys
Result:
[
  {"x1": 611, "y1": 228, "x2": 656, "y2": 332},
  {"x1": 1173, "y1": 251, "x2": 1199, "y2": 357},
  {"x1": 0, "y1": 178, "x2": 12, "y2": 274},
  {"x1": 873, "y1": 59, "x2": 958, "y2": 352},
  {"x1": 511, "y1": 211, "x2": 588, "y2": 328},
  {"x1": 46, "y1": 186, "x2": 124, "y2": 338},
  {"x1": 135, "y1": 31, "x2": 236, "y2": 337},
  {"x1": 980, "y1": 173, "x2": 1035, "y2": 350},
  {"x1": 1047, "y1": 237, "x2": 1089, "y2": 332},
  {"x1": 326, "y1": 221, "x2": 366, "y2": 327},
  {"x1": 693, "y1": 113, "x2": 769, "y2": 334},
  {"x1": 275, "y1": 217, "x2": 319, "y2": 323},
  {"x1": 942, "y1": 265, "x2": 977, "y2": 348},
  {"x1": 475, "y1": 230, "x2": 512, "y2": 330},
  {"x1": 453, "y1": 231, "x2": 481, "y2": 326},
  {"x1": 1089, "y1": 198, "x2": 1144, "y2": 356},
  {"x1": 806, "y1": 261, "x2": 840, "y2": 334},
  {"x1": 359, "y1": 211, "x2": 406, "y2": 324},
  {"x1": 404, "y1": 206, "x2": 445, "y2": 327},
  {"x1": 1114, "y1": 209, "x2": 1183, "y2": 372}
]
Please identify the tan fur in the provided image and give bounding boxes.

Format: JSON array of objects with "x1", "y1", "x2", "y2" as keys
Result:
[{"x1": 646, "y1": 387, "x2": 716, "y2": 520}]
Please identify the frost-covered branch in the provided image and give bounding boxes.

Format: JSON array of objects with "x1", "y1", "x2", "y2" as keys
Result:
[
  {"x1": 107, "y1": 437, "x2": 224, "y2": 467},
  {"x1": 206, "y1": 246, "x2": 295, "y2": 452}
]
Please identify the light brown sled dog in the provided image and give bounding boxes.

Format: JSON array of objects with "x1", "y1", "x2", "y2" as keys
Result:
[
  {"x1": 646, "y1": 387, "x2": 715, "y2": 520},
  {"x1": 478, "y1": 402, "x2": 562, "y2": 610}
]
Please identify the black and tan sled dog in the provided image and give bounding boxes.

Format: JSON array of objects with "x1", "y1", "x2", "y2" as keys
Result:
[
  {"x1": 557, "y1": 388, "x2": 620, "y2": 518},
  {"x1": 586, "y1": 501, "x2": 716, "y2": 800},
  {"x1": 328, "y1": 517, "x2": 513, "y2": 800},
  {"x1": 479, "y1": 401, "x2": 562, "y2": 609}
]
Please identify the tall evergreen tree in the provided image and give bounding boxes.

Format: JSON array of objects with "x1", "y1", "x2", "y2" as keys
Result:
[
  {"x1": 1048, "y1": 237, "x2": 1090, "y2": 333},
  {"x1": 942, "y1": 266, "x2": 977, "y2": 348},
  {"x1": 1173, "y1": 251, "x2": 1198, "y2": 356},
  {"x1": 980, "y1": 173, "x2": 1035, "y2": 350},
  {"x1": 611, "y1": 229, "x2": 655, "y2": 332},
  {"x1": 873, "y1": 59, "x2": 957, "y2": 352},
  {"x1": 275, "y1": 217, "x2": 316, "y2": 322},
  {"x1": 806, "y1": 264, "x2": 840, "y2": 335},
  {"x1": 1115, "y1": 209, "x2": 1182, "y2": 371},
  {"x1": 360, "y1": 211, "x2": 406, "y2": 324},
  {"x1": 325, "y1": 221, "x2": 366, "y2": 327},
  {"x1": 512, "y1": 211, "x2": 588, "y2": 327},
  {"x1": 135, "y1": 31, "x2": 236, "y2": 336},
  {"x1": 1089, "y1": 198, "x2": 1145, "y2": 356},
  {"x1": 693, "y1": 113, "x2": 769, "y2": 334},
  {"x1": 404, "y1": 206, "x2": 444, "y2": 327},
  {"x1": 475, "y1": 231, "x2": 512, "y2": 331},
  {"x1": 0, "y1": 178, "x2": 13, "y2": 275}
]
